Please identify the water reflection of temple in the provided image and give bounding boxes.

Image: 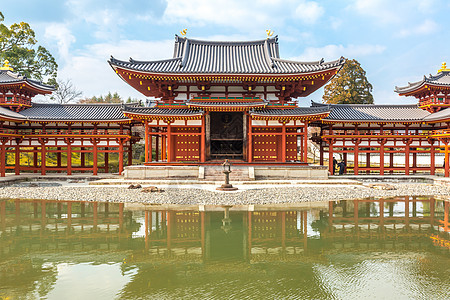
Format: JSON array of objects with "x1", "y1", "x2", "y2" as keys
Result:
[{"x1": 0, "y1": 198, "x2": 449, "y2": 298}]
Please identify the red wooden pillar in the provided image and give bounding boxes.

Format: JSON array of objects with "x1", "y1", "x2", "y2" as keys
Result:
[
  {"x1": 162, "y1": 132, "x2": 166, "y2": 161},
  {"x1": 155, "y1": 130, "x2": 159, "y2": 161},
  {"x1": 248, "y1": 115, "x2": 253, "y2": 163},
  {"x1": 200, "y1": 116, "x2": 206, "y2": 162},
  {"x1": 92, "y1": 139, "x2": 98, "y2": 176},
  {"x1": 81, "y1": 147, "x2": 85, "y2": 173},
  {"x1": 445, "y1": 144, "x2": 449, "y2": 177},
  {"x1": 366, "y1": 152, "x2": 370, "y2": 174},
  {"x1": 15, "y1": 142, "x2": 20, "y2": 175},
  {"x1": 66, "y1": 140, "x2": 72, "y2": 175},
  {"x1": 303, "y1": 122, "x2": 308, "y2": 163},
  {"x1": 328, "y1": 141, "x2": 334, "y2": 174},
  {"x1": 405, "y1": 141, "x2": 410, "y2": 175},
  {"x1": 379, "y1": 140, "x2": 385, "y2": 175},
  {"x1": 389, "y1": 150, "x2": 394, "y2": 174},
  {"x1": 166, "y1": 122, "x2": 172, "y2": 162},
  {"x1": 430, "y1": 143, "x2": 435, "y2": 175},
  {"x1": 40, "y1": 140, "x2": 46, "y2": 175},
  {"x1": 412, "y1": 150, "x2": 417, "y2": 174},
  {"x1": 145, "y1": 120, "x2": 149, "y2": 162},
  {"x1": 119, "y1": 140, "x2": 124, "y2": 174},
  {"x1": 0, "y1": 143, "x2": 5, "y2": 177},
  {"x1": 319, "y1": 142, "x2": 324, "y2": 165},
  {"x1": 281, "y1": 122, "x2": 286, "y2": 162},
  {"x1": 353, "y1": 139, "x2": 360, "y2": 175},
  {"x1": 104, "y1": 148, "x2": 109, "y2": 172},
  {"x1": 33, "y1": 147, "x2": 38, "y2": 173}
]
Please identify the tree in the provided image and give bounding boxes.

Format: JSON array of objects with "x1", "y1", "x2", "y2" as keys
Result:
[
  {"x1": 0, "y1": 11, "x2": 57, "y2": 84},
  {"x1": 322, "y1": 59, "x2": 374, "y2": 104},
  {"x1": 79, "y1": 92, "x2": 123, "y2": 104},
  {"x1": 49, "y1": 79, "x2": 82, "y2": 104}
]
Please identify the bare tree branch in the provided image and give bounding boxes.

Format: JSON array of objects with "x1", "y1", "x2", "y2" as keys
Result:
[{"x1": 49, "y1": 79, "x2": 83, "y2": 104}]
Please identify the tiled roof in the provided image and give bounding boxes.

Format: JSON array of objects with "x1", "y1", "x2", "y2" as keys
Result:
[
  {"x1": 19, "y1": 103, "x2": 132, "y2": 121},
  {"x1": 109, "y1": 35, "x2": 344, "y2": 75},
  {"x1": 422, "y1": 107, "x2": 450, "y2": 122},
  {"x1": 395, "y1": 71, "x2": 450, "y2": 94},
  {"x1": 0, "y1": 70, "x2": 54, "y2": 92},
  {"x1": 311, "y1": 101, "x2": 430, "y2": 121},
  {"x1": 0, "y1": 106, "x2": 27, "y2": 120},
  {"x1": 251, "y1": 106, "x2": 330, "y2": 116},
  {"x1": 123, "y1": 106, "x2": 203, "y2": 116}
]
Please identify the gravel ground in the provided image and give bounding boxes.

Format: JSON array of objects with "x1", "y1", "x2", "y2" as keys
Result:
[{"x1": 0, "y1": 183, "x2": 449, "y2": 205}]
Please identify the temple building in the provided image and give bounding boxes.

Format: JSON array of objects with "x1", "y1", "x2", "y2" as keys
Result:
[
  {"x1": 311, "y1": 62, "x2": 450, "y2": 177},
  {"x1": 0, "y1": 61, "x2": 138, "y2": 177},
  {"x1": 109, "y1": 35, "x2": 343, "y2": 168},
  {"x1": 2, "y1": 33, "x2": 450, "y2": 179}
]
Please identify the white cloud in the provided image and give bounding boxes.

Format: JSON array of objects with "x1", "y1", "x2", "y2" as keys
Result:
[
  {"x1": 397, "y1": 19, "x2": 438, "y2": 37},
  {"x1": 44, "y1": 24, "x2": 76, "y2": 62},
  {"x1": 163, "y1": 0, "x2": 305, "y2": 30},
  {"x1": 58, "y1": 39, "x2": 174, "y2": 99},
  {"x1": 294, "y1": 44, "x2": 386, "y2": 61},
  {"x1": 351, "y1": 0, "x2": 398, "y2": 24},
  {"x1": 293, "y1": 1, "x2": 324, "y2": 24}
]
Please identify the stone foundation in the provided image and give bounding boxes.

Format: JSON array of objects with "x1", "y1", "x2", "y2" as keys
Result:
[{"x1": 123, "y1": 165, "x2": 328, "y2": 180}]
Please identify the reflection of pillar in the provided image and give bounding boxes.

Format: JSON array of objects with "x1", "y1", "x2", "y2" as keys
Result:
[
  {"x1": 405, "y1": 196, "x2": 409, "y2": 228},
  {"x1": 41, "y1": 200, "x2": 46, "y2": 227},
  {"x1": 67, "y1": 202, "x2": 72, "y2": 229},
  {"x1": 145, "y1": 211, "x2": 149, "y2": 250},
  {"x1": 412, "y1": 201, "x2": 417, "y2": 217},
  {"x1": 201, "y1": 211, "x2": 205, "y2": 258},
  {"x1": 303, "y1": 211, "x2": 307, "y2": 250},
  {"x1": 379, "y1": 200, "x2": 384, "y2": 233},
  {"x1": 93, "y1": 202, "x2": 98, "y2": 231},
  {"x1": 167, "y1": 211, "x2": 172, "y2": 250},
  {"x1": 119, "y1": 203, "x2": 124, "y2": 231},
  {"x1": 430, "y1": 197, "x2": 435, "y2": 226},
  {"x1": 281, "y1": 212, "x2": 286, "y2": 250},
  {"x1": 248, "y1": 211, "x2": 252, "y2": 258},
  {"x1": 0, "y1": 200, "x2": 5, "y2": 229},
  {"x1": 328, "y1": 201, "x2": 333, "y2": 229},
  {"x1": 15, "y1": 200, "x2": 20, "y2": 225},
  {"x1": 354, "y1": 200, "x2": 359, "y2": 239}
]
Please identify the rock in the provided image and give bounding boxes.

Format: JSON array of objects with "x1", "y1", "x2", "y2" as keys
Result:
[
  {"x1": 29, "y1": 183, "x2": 38, "y2": 187},
  {"x1": 141, "y1": 186, "x2": 164, "y2": 193},
  {"x1": 367, "y1": 183, "x2": 396, "y2": 190}
]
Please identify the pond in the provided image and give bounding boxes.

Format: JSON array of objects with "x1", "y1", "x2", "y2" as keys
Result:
[{"x1": 0, "y1": 197, "x2": 449, "y2": 299}]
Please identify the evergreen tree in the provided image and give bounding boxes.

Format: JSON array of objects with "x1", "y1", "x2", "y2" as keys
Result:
[
  {"x1": 0, "y1": 11, "x2": 58, "y2": 84},
  {"x1": 322, "y1": 59, "x2": 374, "y2": 104},
  {"x1": 79, "y1": 92, "x2": 123, "y2": 103}
]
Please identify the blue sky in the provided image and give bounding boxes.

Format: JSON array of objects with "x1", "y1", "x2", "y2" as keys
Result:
[{"x1": 2, "y1": 0, "x2": 449, "y2": 105}]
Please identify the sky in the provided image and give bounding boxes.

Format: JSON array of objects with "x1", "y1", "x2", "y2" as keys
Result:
[{"x1": 1, "y1": 0, "x2": 449, "y2": 105}]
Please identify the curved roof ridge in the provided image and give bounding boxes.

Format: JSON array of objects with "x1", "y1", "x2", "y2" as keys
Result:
[
  {"x1": 31, "y1": 102, "x2": 127, "y2": 107},
  {"x1": 122, "y1": 56, "x2": 182, "y2": 64},
  {"x1": 174, "y1": 34, "x2": 278, "y2": 46}
]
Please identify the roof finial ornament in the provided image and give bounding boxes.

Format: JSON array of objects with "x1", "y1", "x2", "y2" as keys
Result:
[
  {"x1": 266, "y1": 29, "x2": 274, "y2": 39},
  {"x1": 180, "y1": 29, "x2": 187, "y2": 37},
  {"x1": 0, "y1": 59, "x2": 13, "y2": 71},
  {"x1": 438, "y1": 61, "x2": 450, "y2": 73}
]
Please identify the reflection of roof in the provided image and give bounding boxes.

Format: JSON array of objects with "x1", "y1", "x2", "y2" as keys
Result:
[
  {"x1": 311, "y1": 101, "x2": 430, "y2": 121},
  {"x1": 395, "y1": 71, "x2": 450, "y2": 94},
  {"x1": 0, "y1": 70, "x2": 54, "y2": 92},
  {"x1": 109, "y1": 35, "x2": 344, "y2": 75}
]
